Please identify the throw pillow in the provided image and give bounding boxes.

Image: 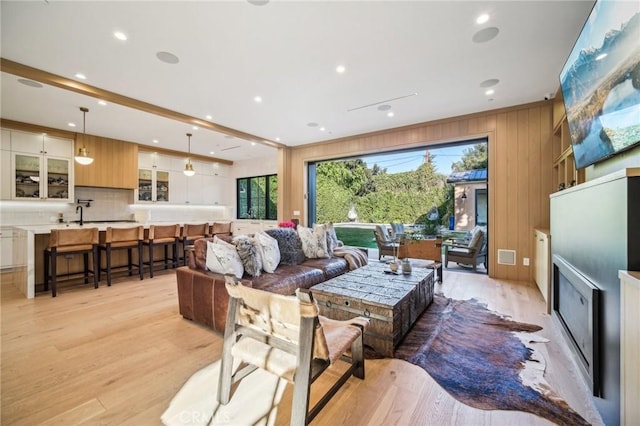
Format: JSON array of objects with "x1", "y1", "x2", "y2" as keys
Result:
[
  {"x1": 255, "y1": 231, "x2": 281, "y2": 273},
  {"x1": 265, "y1": 228, "x2": 306, "y2": 265},
  {"x1": 206, "y1": 240, "x2": 244, "y2": 278},
  {"x1": 233, "y1": 235, "x2": 262, "y2": 277},
  {"x1": 324, "y1": 222, "x2": 341, "y2": 256},
  {"x1": 298, "y1": 225, "x2": 330, "y2": 259}
]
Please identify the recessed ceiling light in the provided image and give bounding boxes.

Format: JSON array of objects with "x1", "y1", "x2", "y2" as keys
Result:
[
  {"x1": 476, "y1": 14, "x2": 490, "y2": 24},
  {"x1": 485, "y1": 89, "x2": 495, "y2": 96},
  {"x1": 156, "y1": 51, "x2": 179, "y2": 64},
  {"x1": 254, "y1": 96, "x2": 262, "y2": 103},
  {"x1": 17, "y1": 78, "x2": 42, "y2": 88},
  {"x1": 205, "y1": 115, "x2": 212, "y2": 120},
  {"x1": 275, "y1": 137, "x2": 280, "y2": 142},
  {"x1": 192, "y1": 126, "x2": 198, "y2": 130},
  {"x1": 480, "y1": 78, "x2": 500, "y2": 88},
  {"x1": 319, "y1": 127, "x2": 326, "y2": 132},
  {"x1": 153, "y1": 139, "x2": 159, "y2": 144},
  {"x1": 98, "y1": 100, "x2": 107, "y2": 106},
  {"x1": 387, "y1": 112, "x2": 395, "y2": 117},
  {"x1": 336, "y1": 65, "x2": 346, "y2": 74},
  {"x1": 251, "y1": 142, "x2": 256, "y2": 146},
  {"x1": 472, "y1": 27, "x2": 499, "y2": 43},
  {"x1": 114, "y1": 31, "x2": 127, "y2": 41},
  {"x1": 75, "y1": 73, "x2": 87, "y2": 80},
  {"x1": 209, "y1": 151, "x2": 215, "y2": 154},
  {"x1": 68, "y1": 122, "x2": 76, "y2": 127}
]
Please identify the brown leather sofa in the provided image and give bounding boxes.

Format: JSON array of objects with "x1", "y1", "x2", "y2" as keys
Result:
[{"x1": 176, "y1": 235, "x2": 359, "y2": 333}]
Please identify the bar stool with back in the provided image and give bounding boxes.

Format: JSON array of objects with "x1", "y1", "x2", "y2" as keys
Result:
[
  {"x1": 98, "y1": 226, "x2": 144, "y2": 286},
  {"x1": 179, "y1": 223, "x2": 209, "y2": 266},
  {"x1": 44, "y1": 227, "x2": 99, "y2": 297},
  {"x1": 142, "y1": 224, "x2": 180, "y2": 278}
]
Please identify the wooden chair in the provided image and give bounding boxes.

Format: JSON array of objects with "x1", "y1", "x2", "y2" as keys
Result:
[
  {"x1": 98, "y1": 226, "x2": 144, "y2": 286},
  {"x1": 218, "y1": 274, "x2": 369, "y2": 425},
  {"x1": 44, "y1": 227, "x2": 99, "y2": 297},
  {"x1": 210, "y1": 221, "x2": 232, "y2": 237},
  {"x1": 142, "y1": 224, "x2": 180, "y2": 278},
  {"x1": 444, "y1": 228, "x2": 487, "y2": 271},
  {"x1": 374, "y1": 224, "x2": 399, "y2": 260},
  {"x1": 179, "y1": 223, "x2": 209, "y2": 266}
]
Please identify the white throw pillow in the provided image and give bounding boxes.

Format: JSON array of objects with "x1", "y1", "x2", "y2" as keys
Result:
[
  {"x1": 206, "y1": 240, "x2": 244, "y2": 279},
  {"x1": 255, "y1": 231, "x2": 281, "y2": 273},
  {"x1": 298, "y1": 225, "x2": 330, "y2": 259}
]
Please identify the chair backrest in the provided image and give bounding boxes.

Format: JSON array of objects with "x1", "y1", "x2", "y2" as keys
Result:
[
  {"x1": 224, "y1": 274, "x2": 330, "y2": 361},
  {"x1": 390, "y1": 222, "x2": 404, "y2": 239},
  {"x1": 211, "y1": 222, "x2": 232, "y2": 236},
  {"x1": 102, "y1": 226, "x2": 143, "y2": 245},
  {"x1": 48, "y1": 227, "x2": 98, "y2": 249},
  {"x1": 375, "y1": 224, "x2": 391, "y2": 243},
  {"x1": 148, "y1": 224, "x2": 180, "y2": 240},
  {"x1": 182, "y1": 223, "x2": 208, "y2": 239},
  {"x1": 468, "y1": 228, "x2": 485, "y2": 252}
]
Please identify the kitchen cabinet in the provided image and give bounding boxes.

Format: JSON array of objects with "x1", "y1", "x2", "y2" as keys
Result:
[
  {"x1": 0, "y1": 227, "x2": 14, "y2": 270},
  {"x1": 137, "y1": 168, "x2": 170, "y2": 203},
  {"x1": 2, "y1": 129, "x2": 74, "y2": 201},
  {"x1": 74, "y1": 134, "x2": 138, "y2": 189},
  {"x1": 232, "y1": 220, "x2": 277, "y2": 236}
]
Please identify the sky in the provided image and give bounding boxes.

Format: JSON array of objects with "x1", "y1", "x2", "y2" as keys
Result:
[{"x1": 362, "y1": 144, "x2": 468, "y2": 175}]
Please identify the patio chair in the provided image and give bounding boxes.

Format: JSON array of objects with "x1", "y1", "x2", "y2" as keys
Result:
[
  {"x1": 374, "y1": 224, "x2": 399, "y2": 261},
  {"x1": 389, "y1": 222, "x2": 405, "y2": 240},
  {"x1": 444, "y1": 227, "x2": 487, "y2": 271},
  {"x1": 218, "y1": 274, "x2": 369, "y2": 425}
]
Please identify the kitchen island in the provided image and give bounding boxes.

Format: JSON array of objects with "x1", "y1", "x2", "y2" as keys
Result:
[{"x1": 11, "y1": 221, "x2": 233, "y2": 298}]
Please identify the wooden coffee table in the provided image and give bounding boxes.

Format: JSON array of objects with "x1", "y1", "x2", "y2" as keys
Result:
[{"x1": 310, "y1": 262, "x2": 434, "y2": 357}]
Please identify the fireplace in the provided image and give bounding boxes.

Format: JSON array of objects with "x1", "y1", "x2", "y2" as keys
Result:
[{"x1": 552, "y1": 255, "x2": 600, "y2": 396}]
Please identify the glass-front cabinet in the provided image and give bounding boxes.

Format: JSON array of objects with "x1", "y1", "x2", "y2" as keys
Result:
[
  {"x1": 12, "y1": 153, "x2": 72, "y2": 201},
  {"x1": 137, "y1": 168, "x2": 169, "y2": 202}
]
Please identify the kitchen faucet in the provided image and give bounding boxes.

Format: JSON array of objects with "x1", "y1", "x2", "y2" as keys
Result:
[{"x1": 76, "y1": 205, "x2": 83, "y2": 226}]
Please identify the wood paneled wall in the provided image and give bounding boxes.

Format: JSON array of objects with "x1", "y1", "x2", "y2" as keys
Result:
[{"x1": 279, "y1": 101, "x2": 555, "y2": 282}]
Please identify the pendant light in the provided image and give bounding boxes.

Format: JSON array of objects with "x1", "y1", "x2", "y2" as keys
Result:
[
  {"x1": 74, "y1": 107, "x2": 94, "y2": 165},
  {"x1": 184, "y1": 133, "x2": 195, "y2": 176}
]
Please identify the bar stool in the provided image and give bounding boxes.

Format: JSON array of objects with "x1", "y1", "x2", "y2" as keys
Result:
[
  {"x1": 210, "y1": 221, "x2": 232, "y2": 237},
  {"x1": 44, "y1": 227, "x2": 99, "y2": 297},
  {"x1": 98, "y1": 226, "x2": 144, "y2": 286},
  {"x1": 142, "y1": 224, "x2": 180, "y2": 278},
  {"x1": 180, "y1": 223, "x2": 209, "y2": 266}
]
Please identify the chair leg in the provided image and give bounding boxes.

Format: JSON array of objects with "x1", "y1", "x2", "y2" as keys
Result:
[
  {"x1": 137, "y1": 242, "x2": 144, "y2": 280},
  {"x1": 127, "y1": 248, "x2": 133, "y2": 276},
  {"x1": 93, "y1": 246, "x2": 99, "y2": 289},
  {"x1": 172, "y1": 241, "x2": 178, "y2": 268},
  {"x1": 50, "y1": 248, "x2": 57, "y2": 297},
  {"x1": 44, "y1": 250, "x2": 50, "y2": 292},
  {"x1": 352, "y1": 333, "x2": 365, "y2": 380},
  {"x1": 106, "y1": 245, "x2": 112, "y2": 286},
  {"x1": 164, "y1": 244, "x2": 169, "y2": 270},
  {"x1": 83, "y1": 252, "x2": 89, "y2": 284},
  {"x1": 148, "y1": 242, "x2": 154, "y2": 278}
]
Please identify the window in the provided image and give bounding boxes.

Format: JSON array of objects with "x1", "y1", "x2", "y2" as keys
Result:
[{"x1": 236, "y1": 174, "x2": 277, "y2": 220}]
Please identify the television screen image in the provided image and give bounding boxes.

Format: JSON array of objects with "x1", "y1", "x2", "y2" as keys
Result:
[{"x1": 559, "y1": 0, "x2": 640, "y2": 169}]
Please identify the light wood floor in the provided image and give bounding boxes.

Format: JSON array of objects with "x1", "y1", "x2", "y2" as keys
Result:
[{"x1": 1, "y1": 266, "x2": 603, "y2": 425}]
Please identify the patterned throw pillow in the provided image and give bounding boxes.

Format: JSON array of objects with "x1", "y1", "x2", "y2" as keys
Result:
[
  {"x1": 206, "y1": 240, "x2": 244, "y2": 278},
  {"x1": 233, "y1": 235, "x2": 262, "y2": 277},
  {"x1": 298, "y1": 225, "x2": 330, "y2": 259},
  {"x1": 265, "y1": 228, "x2": 306, "y2": 265},
  {"x1": 324, "y1": 222, "x2": 341, "y2": 256},
  {"x1": 255, "y1": 231, "x2": 281, "y2": 273}
]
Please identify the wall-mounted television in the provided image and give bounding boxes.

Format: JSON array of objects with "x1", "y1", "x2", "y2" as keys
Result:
[{"x1": 559, "y1": 0, "x2": 640, "y2": 170}]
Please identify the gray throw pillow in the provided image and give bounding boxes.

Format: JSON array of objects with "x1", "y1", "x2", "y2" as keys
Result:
[
  {"x1": 232, "y1": 235, "x2": 262, "y2": 277},
  {"x1": 265, "y1": 228, "x2": 306, "y2": 265}
]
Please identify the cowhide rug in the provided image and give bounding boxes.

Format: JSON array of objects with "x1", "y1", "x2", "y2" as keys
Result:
[{"x1": 391, "y1": 295, "x2": 590, "y2": 426}]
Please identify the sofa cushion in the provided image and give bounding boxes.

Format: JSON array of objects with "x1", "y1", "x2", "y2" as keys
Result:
[
  {"x1": 265, "y1": 228, "x2": 305, "y2": 265},
  {"x1": 255, "y1": 231, "x2": 281, "y2": 273},
  {"x1": 249, "y1": 264, "x2": 325, "y2": 294},
  {"x1": 298, "y1": 225, "x2": 330, "y2": 259},
  {"x1": 233, "y1": 235, "x2": 262, "y2": 277},
  {"x1": 302, "y1": 257, "x2": 349, "y2": 280},
  {"x1": 206, "y1": 240, "x2": 244, "y2": 279}
]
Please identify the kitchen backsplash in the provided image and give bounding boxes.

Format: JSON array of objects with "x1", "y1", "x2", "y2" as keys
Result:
[{"x1": 0, "y1": 187, "x2": 231, "y2": 226}]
